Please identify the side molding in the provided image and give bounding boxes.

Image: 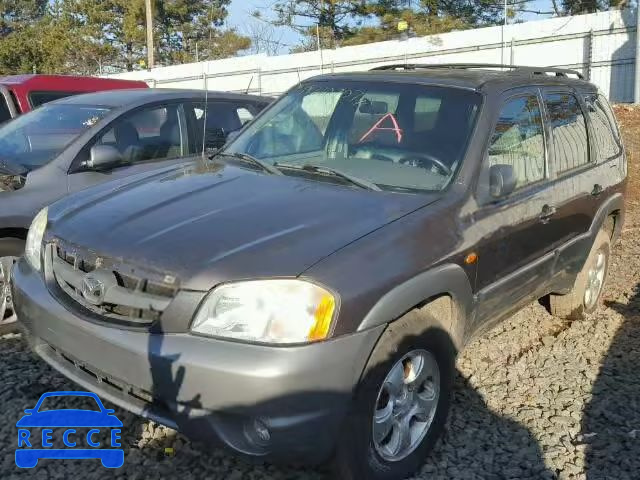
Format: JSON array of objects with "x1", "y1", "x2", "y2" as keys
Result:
[{"x1": 357, "y1": 263, "x2": 474, "y2": 346}]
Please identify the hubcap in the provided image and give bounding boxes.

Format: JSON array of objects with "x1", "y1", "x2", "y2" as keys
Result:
[
  {"x1": 0, "y1": 256, "x2": 17, "y2": 327},
  {"x1": 584, "y1": 251, "x2": 606, "y2": 310},
  {"x1": 372, "y1": 349, "x2": 440, "y2": 462}
]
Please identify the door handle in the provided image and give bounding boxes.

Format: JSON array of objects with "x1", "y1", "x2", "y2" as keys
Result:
[
  {"x1": 591, "y1": 184, "x2": 604, "y2": 196},
  {"x1": 539, "y1": 204, "x2": 556, "y2": 223}
]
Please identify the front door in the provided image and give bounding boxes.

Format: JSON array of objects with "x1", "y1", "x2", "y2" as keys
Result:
[{"x1": 67, "y1": 102, "x2": 190, "y2": 193}]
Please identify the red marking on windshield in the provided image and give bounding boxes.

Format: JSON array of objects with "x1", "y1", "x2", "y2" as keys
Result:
[{"x1": 358, "y1": 113, "x2": 403, "y2": 144}]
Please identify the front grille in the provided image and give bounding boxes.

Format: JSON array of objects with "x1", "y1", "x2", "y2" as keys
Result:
[{"x1": 47, "y1": 242, "x2": 178, "y2": 326}]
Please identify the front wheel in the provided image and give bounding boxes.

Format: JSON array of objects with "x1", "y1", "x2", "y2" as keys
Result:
[
  {"x1": 0, "y1": 238, "x2": 23, "y2": 335},
  {"x1": 334, "y1": 310, "x2": 456, "y2": 480}
]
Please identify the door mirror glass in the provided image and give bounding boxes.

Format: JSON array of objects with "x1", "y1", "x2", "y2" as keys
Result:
[
  {"x1": 489, "y1": 164, "x2": 517, "y2": 198},
  {"x1": 88, "y1": 144, "x2": 123, "y2": 170}
]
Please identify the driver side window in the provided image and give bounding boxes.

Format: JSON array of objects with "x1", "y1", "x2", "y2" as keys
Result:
[
  {"x1": 94, "y1": 104, "x2": 185, "y2": 164},
  {"x1": 488, "y1": 95, "x2": 546, "y2": 191}
]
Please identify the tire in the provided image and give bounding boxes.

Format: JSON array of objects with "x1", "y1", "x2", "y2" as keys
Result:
[
  {"x1": 333, "y1": 309, "x2": 456, "y2": 480},
  {"x1": 0, "y1": 237, "x2": 24, "y2": 335},
  {"x1": 548, "y1": 229, "x2": 610, "y2": 320}
]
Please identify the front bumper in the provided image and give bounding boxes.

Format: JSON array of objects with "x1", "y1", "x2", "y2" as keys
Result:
[{"x1": 13, "y1": 259, "x2": 384, "y2": 463}]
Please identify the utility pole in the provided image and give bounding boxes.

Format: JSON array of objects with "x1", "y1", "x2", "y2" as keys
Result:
[
  {"x1": 145, "y1": 0, "x2": 155, "y2": 70},
  {"x1": 635, "y1": 4, "x2": 640, "y2": 103},
  {"x1": 501, "y1": 0, "x2": 507, "y2": 65}
]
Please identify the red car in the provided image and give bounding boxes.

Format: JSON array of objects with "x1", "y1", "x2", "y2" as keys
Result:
[{"x1": 0, "y1": 74, "x2": 148, "y2": 123}]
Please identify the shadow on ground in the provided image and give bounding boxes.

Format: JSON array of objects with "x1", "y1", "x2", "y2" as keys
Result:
[
  {"x1": 0, "y1": 326, "x2": 556, "y2": 479},
  {"x1": 582, "y1": 283, "x2": 640, "y2": 480}
]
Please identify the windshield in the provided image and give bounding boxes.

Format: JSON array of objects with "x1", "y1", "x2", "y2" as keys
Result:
[
  {"x1": 224, "y1": 80, "x2": 481, "y2": 192},
  {"x1": 0, "y1": 103, "x2": 110, "y2": 169}
]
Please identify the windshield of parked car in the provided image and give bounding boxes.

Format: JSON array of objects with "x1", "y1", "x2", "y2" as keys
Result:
[
  {"x1": 0, "y1": 103, "x2": 111, "y2": 169},
  {"x1": 223, "y1": 80, "x2": 481, "y2": 192}
]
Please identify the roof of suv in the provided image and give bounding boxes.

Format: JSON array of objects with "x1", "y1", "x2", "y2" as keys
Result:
[
  {"x1": 50, "y1": 88, "x2": 271, "y2": 108},
  {"x1": 308, "y1": 64, "x2": 598, "y2": 93}
]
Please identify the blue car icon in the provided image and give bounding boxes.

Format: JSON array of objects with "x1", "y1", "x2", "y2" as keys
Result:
[{"x1": 16, "y1": 391, "x2": 123, "y2": 468}]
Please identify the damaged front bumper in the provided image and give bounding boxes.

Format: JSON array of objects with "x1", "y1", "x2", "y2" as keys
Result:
[{"x1": 13, "y1": 258, "x2": 384, "y2": 463}]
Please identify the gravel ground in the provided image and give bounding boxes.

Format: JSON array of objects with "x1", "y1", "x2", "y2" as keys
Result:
[{"x1": 1, "y1": 107, "x2": 639, "y2": 479}]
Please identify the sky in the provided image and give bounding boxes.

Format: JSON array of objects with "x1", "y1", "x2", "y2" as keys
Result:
[
  {"x1": 226, "y1": 0, "x2": 558, "y2": 55},
  {"x1": 227, "y1": 0, "x2": 301, "y2": 53}
]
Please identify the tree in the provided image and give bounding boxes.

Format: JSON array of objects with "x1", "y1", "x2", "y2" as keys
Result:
[
  {"x1": 58, "y1": 0, "x2": 250, "y2": 72},
  {"x1": 156, "y1": 0, "x2": 250, "y2": 65},
  {"x1": 0, "y1": 0, "x2": 47, "y2": 36},
  {"x1": 272, "y1": 0, "x2": 370, "y2": 49}
]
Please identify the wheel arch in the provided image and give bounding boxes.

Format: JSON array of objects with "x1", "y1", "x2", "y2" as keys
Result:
[
  {"x1": 357, "y1": 263, "x2": 473, "y2": 350},
  {"x1": 591, "y1": 193, "x2": 624, "y2": 244},
  {"x1": 0, "y1": 228, "x2": 28, "y2": 241}
]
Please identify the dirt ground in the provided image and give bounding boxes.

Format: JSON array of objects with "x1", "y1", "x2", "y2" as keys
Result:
[{"x1": 0, "y1": 107, "x2": 639, "y2": 480}]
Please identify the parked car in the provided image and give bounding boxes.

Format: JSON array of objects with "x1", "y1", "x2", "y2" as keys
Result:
[
  {"x1": 0, "y1": 88, "x2": 271, "y2": 331},
  {"x1": 14, "y1": 64, "x2": 626, "y2": 479},
  {"x1": 0, "y1": 74, "x2": 149, "y2": 123}
]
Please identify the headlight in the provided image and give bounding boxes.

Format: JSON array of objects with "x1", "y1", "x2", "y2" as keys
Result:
[
  {"x1": 25, "y1": 207, "x2": 48, "y2": 272},
  {"x1": 191, "y1": 279, "x2": 337, "y2": 344}
]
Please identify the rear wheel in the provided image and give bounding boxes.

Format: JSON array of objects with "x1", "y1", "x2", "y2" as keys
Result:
[
  {"x1": 0, "y1": 238, "x2": 24, "y2": 335},
  {"x1": 548, "y1": 229, "x2": 610, "y2": 320},
  {"x1": 334, "y1": 310, "x2": 456, "y2": 480}
]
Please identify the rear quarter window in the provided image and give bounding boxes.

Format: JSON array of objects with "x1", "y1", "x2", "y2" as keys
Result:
[{"x1": 584, "y1": 94, "x2": 622, "y2": 161}]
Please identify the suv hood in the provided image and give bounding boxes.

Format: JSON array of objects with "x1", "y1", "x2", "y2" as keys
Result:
[{"x1": 48, "y1": 161, "x2": 439, "y2": 290}]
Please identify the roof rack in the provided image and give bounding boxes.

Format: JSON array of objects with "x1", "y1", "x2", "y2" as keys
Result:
[{"x1": 370, "y1": 63, "x2": 585, "y2": 80}]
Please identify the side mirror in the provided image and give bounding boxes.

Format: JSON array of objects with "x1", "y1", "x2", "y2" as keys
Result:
[
  {"x1": 489, "y1": 164, "x2": 517, "y2": 198},
  {"x1": 87, "y1": 145, "x2": 123, "y2": 170},
  {"x1": 105, "y1": 409, "x2": 115, "y2": 414},
  {"x1": 24, "y1": 409, "x2": 34, "y2": 415}
]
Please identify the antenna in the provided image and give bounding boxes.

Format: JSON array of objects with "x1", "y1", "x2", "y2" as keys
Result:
[
  {"x1": 245, "y1": 75, "x2": 254, "y2": 94},
  {"x1": 201, "y1": 72, "x2": 209, "y2": 161}
]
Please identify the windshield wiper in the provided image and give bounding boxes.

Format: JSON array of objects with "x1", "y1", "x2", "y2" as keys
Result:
[
  {"x1": 212, "y1": 152, "x2": 282, "y2": 175},
  {"x1": 276, "y1": 163, "x2": 381, "y2": 191}
]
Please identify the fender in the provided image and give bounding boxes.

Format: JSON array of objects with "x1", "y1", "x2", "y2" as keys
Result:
[
  {"x1": 357, "y1": 263, "x2": 474, "y2": 348},
  {"x1": 590, "y1": 193, "x2": 624, "y2": 242}
]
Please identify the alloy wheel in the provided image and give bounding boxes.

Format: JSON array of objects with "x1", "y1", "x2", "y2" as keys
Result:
[
  {"x1": 372, "y1": 349, "x2": 440, "y2": 462},
  {"x1": 0, "y1": 256, "x2": 17, "y2": 327},
  {"x1": 584, "y1": 250, "x2": 606, "y2": 310}
]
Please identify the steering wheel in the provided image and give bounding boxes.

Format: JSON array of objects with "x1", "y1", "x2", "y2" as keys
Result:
[{"x1": 399, "y1": 154, "x2": 451, "y2": 176}]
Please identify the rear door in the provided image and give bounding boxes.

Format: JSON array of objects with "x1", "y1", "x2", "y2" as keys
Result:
[
  {"x1": 474, "y1": 88, "x2": 555, "y2": 324},
  {"x1": 540, "y1": 88, "x2": 603, "y2": 288}
]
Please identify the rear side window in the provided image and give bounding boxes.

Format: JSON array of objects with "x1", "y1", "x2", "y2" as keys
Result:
[
  {"x1": 414, "y1": 97, "x2": 442, "y2": 132},
  {"x1": 584, "y1": 94, "x2": 622, "y2": 161},
  {"x1": 29, "y1": 91, "x2": 79, "y2": 108},
  {"x1": 487, "y1": 95, "x2": 546, "y2": 190},
  {"x1": 189, "y1": 101, "x2": 264, "y2": 152},
  {"x1": 544, "y1": 93, "x2": 589, "y2": 173}
]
